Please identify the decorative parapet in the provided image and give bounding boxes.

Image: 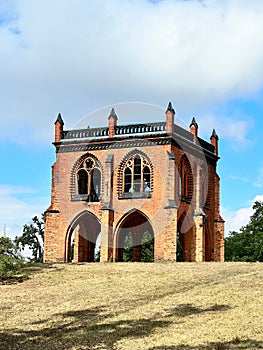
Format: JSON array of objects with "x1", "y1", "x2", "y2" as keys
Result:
[{"x1": 62, "y1": 121, "x2": 166, "y2": 140}]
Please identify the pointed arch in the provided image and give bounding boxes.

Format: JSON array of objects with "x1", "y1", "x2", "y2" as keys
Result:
[
  {"x1": 114, "y1": 209, "x2": 154, "y2": 262},
  {"x1": 179, "y1": 154, "x2": 193, "y2": 202},
  {"x1": 177, "y1": 212, "x2": 194, "y2": 262},
  {"x1": 65, "y1": 211, "x2": 101, "y2": 262}
]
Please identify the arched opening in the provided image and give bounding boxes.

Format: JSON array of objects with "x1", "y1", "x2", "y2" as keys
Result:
[
  {"x1": 177, "y1": 212, "x2": 194, "y2": 262},
  {"x1": 179, "y1": 155, "x2": 193, "y2": 202},
  {"x1": 65, "y1": 212, "x2": 101, "y2": 262},
  {"x1": 115, "y1": 210, "x2": 154, "y2": 262}
]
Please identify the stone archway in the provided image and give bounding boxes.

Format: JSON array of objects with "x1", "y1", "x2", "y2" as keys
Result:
[
  {"x1": 65, "y1": 211, "x2": 101, "y2": 262},
  {"x1": 115, "y1": 210, "x2": 154, "y2": 262}
]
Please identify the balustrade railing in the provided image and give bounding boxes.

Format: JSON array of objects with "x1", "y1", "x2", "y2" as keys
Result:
[
  {"x1": 61, "y1": 121, "x2": 214, "y2": 153},
  {"x1": 62, "y1": 122, "x2": 166, "y2": 140}
]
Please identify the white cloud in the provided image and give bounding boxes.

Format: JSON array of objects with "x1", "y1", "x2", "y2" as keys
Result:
[
  {"x1": 0, "y1": 185, "x2": 49, "y2": 241},
  {"x1": 229, "y1": 174, "x2": 249, "y2": 183},
  {"x1": 222, "y1": 194, "x2": 263, "y2": 235},
  {"x1": 1, "y1": 0, "x2": 263, "y2": 143}
]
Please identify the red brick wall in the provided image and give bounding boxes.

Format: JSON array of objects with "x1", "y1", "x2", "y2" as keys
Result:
[{"x1": 44, "y1": 132, "x2": 224, "y2": 262}]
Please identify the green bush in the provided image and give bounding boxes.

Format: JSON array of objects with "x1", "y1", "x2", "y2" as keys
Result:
[
  {"x1": 0, "y1": 236, "x2": 24, "y2": 280},
  {"x1": 0, "y1": 254, "x2": 24, "y2": 279}
]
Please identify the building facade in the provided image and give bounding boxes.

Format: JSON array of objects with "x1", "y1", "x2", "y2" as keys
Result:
[{"x1": 44, "y1": 103, "x2": 224, "y2": 263}]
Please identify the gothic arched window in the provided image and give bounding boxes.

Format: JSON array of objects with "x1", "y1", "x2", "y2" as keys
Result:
[
  {"x1": 76, "y1": 157, "x2": 101, "y2": 202},
  {"x1": 179, "y1": 155, "x2": 193, "y2": 202},
  {"x1": 119, "y1": 152, "x2": 153, "y2": 198}
]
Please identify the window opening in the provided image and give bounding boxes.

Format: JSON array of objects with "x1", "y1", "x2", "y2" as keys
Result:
[
  {"x1": 76, "y1": 157, "x2": 101, "y2": 202},
  {"x1": 122, "y1": 154, "x2": 152, "y2": 196}
]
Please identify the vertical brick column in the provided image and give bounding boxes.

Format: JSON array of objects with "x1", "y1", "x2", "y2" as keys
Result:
[
  {"x1": 100, "y1": 154, "x2": 114, "y2": 262},
  {"x1": 163, "y1": 208, "x2": 178, "y2": 261},
  {"x1": 193, "y1": 164, "x2": 204, "y2": 262},
  {"x1": 213, "y1": 172, "x2": 225, "y2": 262},
  {"x1": 193, "y1": 213, "x2": 204, "y2": 262},
  {"x1": 163, "y1": 151, "x2": 178, "y2": 261},
  {"x1": 73, "y1": 226, "x2": 80, "y2": 263},
  {"x1": 214, "y1": 220, "x2": 225, "y2": 262},
  {"x1": 100, "y1": 209, "x2": 114, "y2": 262}
]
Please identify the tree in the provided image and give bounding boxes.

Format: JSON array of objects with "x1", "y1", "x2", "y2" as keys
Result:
[
  {"x1": 0, "y1": 236, "x2": 24, "y2": 279},
  {"x1": 141, "y1": 231, "x2": 154, "y2": 262},
  {"x1": 122, "y1": 231, "x2": 154, "y2": 262},
  {"x1": 225, "y1": 201, "x2": 263, "y2": 262},
  {"x1": 0, "y1": 236, "x2": 20, "y2": 258},
  {"x1": 15, "y1": 215, "x2": 45, "y2": 262}
]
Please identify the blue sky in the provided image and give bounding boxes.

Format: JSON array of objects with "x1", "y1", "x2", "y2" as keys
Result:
[{"x1": 1, "y1": 0, "x2": 263, "y2": 239}]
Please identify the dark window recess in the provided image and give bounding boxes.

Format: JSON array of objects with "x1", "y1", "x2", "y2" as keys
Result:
[
  {"x1": 122, "y1": 154, "x2": 152, "y2": 197},
  {"x1": 76, "y1": 157, "x2": 101, "y2": 202},
  {"x1": 124, "y1": 168, "x2": 132, "y2": 193},
  {"x1": 78, "y1": 169, "x2": 88, "y2": 195}
]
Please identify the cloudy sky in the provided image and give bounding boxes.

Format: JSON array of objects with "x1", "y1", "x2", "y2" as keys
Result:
[{"x1": 1, "y1": 0, "x2": 263, "y2": 240}]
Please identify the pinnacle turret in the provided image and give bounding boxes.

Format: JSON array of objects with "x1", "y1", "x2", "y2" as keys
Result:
[{"x1": 166, "y1": 101, "x2": 175, "y2": 115}]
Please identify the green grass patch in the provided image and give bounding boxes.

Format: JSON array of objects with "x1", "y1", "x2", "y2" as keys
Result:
[{"x1": 0, "y1": 262, "x2": 262, "y2": 349}]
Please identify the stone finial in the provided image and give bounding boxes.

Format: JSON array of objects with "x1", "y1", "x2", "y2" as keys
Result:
[
  {"x1": 210, "y1": 129, "x2": 219, "y2": 155},
  {"x1": 108, "y1": 108, "x2": 118, "y2": 120},
  {"x1": 55, "y1": 113, "x2": 64, "y2": 125},
  {"x1": 189, "y1": 117, "x2": 198, "y2": 139},
  {"x1": 189, "y1": 117, "x2": 198, "y2": 129},
  {"x1": 211, "y1": 129, "x2": 219, "y2": 140},
  {"x1": 165, "y1": 102, "x2": 175, "y2": 133}
]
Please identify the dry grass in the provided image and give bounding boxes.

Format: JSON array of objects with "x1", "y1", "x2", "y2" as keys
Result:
[{"x1": 0, "y1": 262, "x2": 262, "y2": 350}]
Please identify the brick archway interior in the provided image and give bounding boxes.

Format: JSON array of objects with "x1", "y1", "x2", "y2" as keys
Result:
[
  {"x1": 115, "y1": 211, "x2": 154, "y2": 262},
  {"x1": 66, "y1": 212, "x2": 101, "y2": 262},
  {"x1": 177, "y1": 212, "x2": 195, "y2": 262}
]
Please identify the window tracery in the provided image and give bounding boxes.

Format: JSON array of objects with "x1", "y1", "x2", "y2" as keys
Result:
[
  {"x1": 118, "y1": 150, "x2": 153, "y2": 198},
  {"x1": 72, "y1": 155, "x2": 102, "y2": 202}
]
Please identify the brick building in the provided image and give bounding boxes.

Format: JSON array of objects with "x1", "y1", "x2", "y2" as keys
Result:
[{"x1": 44, "y1": 103, "x2": 224, "y2": 263}]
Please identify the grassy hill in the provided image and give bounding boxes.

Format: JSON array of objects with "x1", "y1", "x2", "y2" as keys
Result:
[{"x1": 0, "y1": 262, "x2": 262, "y2": 350}]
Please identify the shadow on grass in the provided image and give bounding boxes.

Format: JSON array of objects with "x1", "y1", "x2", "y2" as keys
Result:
[
  {"x1": 0, "y1": 263, "x2": 66, "y2": 285},
  {"x1": 21, "y1": 262, "x2": 65, "y2": 275},
  {"x1": 0, "y1": 306, "x2": 173, "y2": 350},
  {"x1": 0, "y1": 274, "x2": 27, "y2": 285},
  {"x1": 148, "y1": 337, "x2": 263, "y2": 349},
  {"x1": 0, "y1": 302, "x2": 236, "y2": 350},
  {"x1": 164, "y1": 303, "x2": 232, "y2": 318}
]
